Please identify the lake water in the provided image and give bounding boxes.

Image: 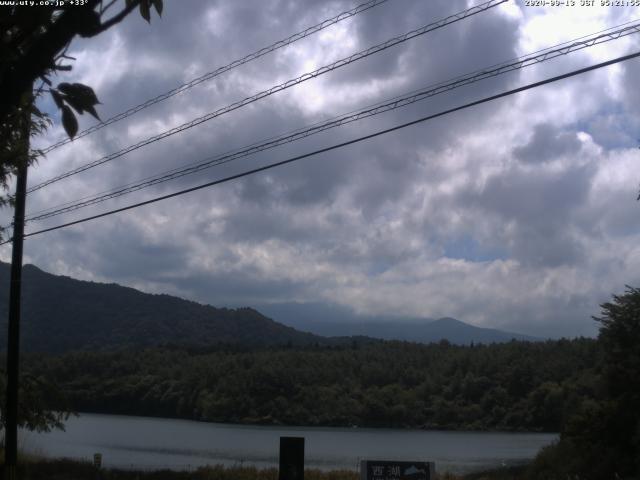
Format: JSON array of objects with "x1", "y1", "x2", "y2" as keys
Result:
[{"x1": 20, "y1": 413, "x2": 557, "y2": 474}]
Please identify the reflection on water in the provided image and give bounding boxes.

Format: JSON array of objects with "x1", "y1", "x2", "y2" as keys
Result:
[{"x1": 21, "y1": 413, "x2": 557, "y2": 474}]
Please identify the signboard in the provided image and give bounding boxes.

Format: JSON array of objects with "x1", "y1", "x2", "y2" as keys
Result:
[
  {"x1": 279, "y1": 437, "x2": 304, "y2": 480},
  {"x1": 93, "y1": 453, "x2": 102, "y2": 469},
  {"x1": 360, "y1": 461, "x2": 435, "y2": 480}
]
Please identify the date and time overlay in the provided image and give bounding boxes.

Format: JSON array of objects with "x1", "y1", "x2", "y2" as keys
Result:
[
  {"x1": 0, "y1": 0, "x2": 639, "y2": 8},
  {"x1": 525, "y1": 0, "x2": 639, "y2": 7}
]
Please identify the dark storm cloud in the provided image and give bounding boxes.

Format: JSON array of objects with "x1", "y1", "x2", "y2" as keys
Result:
[
  {"x1": 89, "y1": 234, "x2": 190, "y2": 282},
  {"x1": 23, "y1": 218, "x2": 190, "y2": 284},
  {"x1": 509, "y1": 223, "x2": 586, "y2": 268},
  {"x1": 460, "y1": 162, "x2": 595, "y2": 267},
  {"x1": 601, "y1": 46, "x2": 640, "y2": 149},
  {"x1": 35, "y1": 0, "x2": 521, "y2": 210},
  {"x1": 585, "y1": 113, "x2": 637, "y2": 150},
  {"x1": 621, "y1": 52, "x2": 640, "y2": 108},
  {"x1": 467, "y1": 163, "x2": 593, "y2": 224},
  {"x1": 347, "y1": 142, "x2": 425, "y2": 217},
  {"x1": 170, "y1": 268, "x2": 315, "y2": 307},
  {"x1": 513, "y1": 123, "x2": 581, "y2": 164},
  {"x1": 325, "y1": 0, "x2": 522, "y2": 152},
  {"x1": 216, "y1": 199, "x2": 330, "y2": 244}
]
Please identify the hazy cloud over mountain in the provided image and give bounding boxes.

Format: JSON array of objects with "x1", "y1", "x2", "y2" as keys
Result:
[{"x1": 2, "y1": 0, "x2": 639, "y2": 338}]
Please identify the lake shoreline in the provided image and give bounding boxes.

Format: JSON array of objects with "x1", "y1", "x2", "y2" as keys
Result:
[
  {"x1": 21, "y1": 413, "x2": 556, "y2": 475},
  {"x1": 70, "y1": 410, "x2": 559, "y2": 435}
]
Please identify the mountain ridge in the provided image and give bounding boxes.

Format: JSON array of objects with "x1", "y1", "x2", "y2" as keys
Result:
[
  {"x1": 0, "y1": 262, "x2": 539, "y2": 352},
  {"x1": 254, "y1": 303, "x2": 540, "y2": 344}
]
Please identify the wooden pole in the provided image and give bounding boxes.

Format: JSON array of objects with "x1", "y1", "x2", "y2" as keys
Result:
[{"x1": 4, "y1": 142, "x2": 29, "y2": 480}]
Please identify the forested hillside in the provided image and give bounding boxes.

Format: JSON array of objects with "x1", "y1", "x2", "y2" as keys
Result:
[
  {"x1": 22, "y1": 338, "x2": 600, "y2": 432},
  {"x1": 0, "y1": 262, "x2": 541, "y2": 351},
  {"x1": 0, "y1": 263, "x2": 321, "y2": 351}
]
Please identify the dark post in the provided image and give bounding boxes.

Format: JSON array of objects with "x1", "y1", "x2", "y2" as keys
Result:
[
  {"x1": 4, "y1": 157, "x2": 28, "y2": 479},
  {"x1": 94, "y1": 452, "x2": 102, "y2": 480},
  {"x1": 279, "y1": 437, "x2": 304, "y2": 480}
]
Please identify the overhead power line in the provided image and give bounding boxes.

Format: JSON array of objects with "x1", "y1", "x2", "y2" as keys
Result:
[
  {"x1": 5, "y1": 50, "x2": 637, "y2": 244},
  {"x1": 27, "y1": 0, "x2": 507, "y2": 194},
  {"x1": 24, "y1": 20, "x2": 640, "y2": 222},
  {"x1": 40, "y1": 0, "x2": 390, "y2": 154}
]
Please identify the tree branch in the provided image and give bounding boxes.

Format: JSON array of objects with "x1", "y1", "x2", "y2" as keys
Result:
[
  {"x1": 86, "y1": 0, "x2": 140, "y2": 37},
  {"x1": 100, "y1": 0, "x2": 120, "y2": 15},
  {"x1": 0, "y1": 0, "x2": 140, "y2": 122}
]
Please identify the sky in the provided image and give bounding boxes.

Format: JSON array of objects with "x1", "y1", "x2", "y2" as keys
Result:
[{"x1": 1, "y1": 0, "x2": 639, "y2": 338}]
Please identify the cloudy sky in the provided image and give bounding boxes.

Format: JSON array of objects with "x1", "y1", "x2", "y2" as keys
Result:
[{"x1": 2, "y1": 0, "x2": 639, "y2": 338}]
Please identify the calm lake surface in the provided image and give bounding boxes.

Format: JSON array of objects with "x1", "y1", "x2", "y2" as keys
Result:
[{"x1": 21, "y1": 413, "x2": 557, "y2": 474}]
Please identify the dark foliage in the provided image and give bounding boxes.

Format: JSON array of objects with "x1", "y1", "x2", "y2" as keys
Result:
[
  {"x1": 526, "y1": 286, "x2": 640, "y2": 479},
  {"x1": 20, "y1": 338, "x2": 599, "y2": 432},
  {"x1": 0, "y1": 263, "x2": 323, "y2": 352}
]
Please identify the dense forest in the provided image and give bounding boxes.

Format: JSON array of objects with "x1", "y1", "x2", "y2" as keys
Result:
[{"x1": 20, "y1": 338, "x2": 600, "y2": 432}]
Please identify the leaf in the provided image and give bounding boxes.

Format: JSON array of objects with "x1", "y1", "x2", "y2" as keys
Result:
[
  {"x1": 61, "y1": 106, "x2": 78, "y2": 139},
  {"x1": 73, "y1": 83, "x2": 100, "y2": 105},
  {"x1": 64, "y1": 95, "x2": 101, "y2": 120},
  {"x1": 62, "y1": 94, "x2": 85, "y2": 115},
  {"x1": 57, "y1": 83, "x2": 101, "y2": 120},
  {"x1": 50, "y1": 90, "x2": 64, "y2": 109},
  {"x1": 84, "y1": 104, "x2": 101, "y2": 121},
  {"x1": 151, "y1": 0, "x2": 163, "y2": 16},
  {"x1": 58, "y1": 83, "x2": 99, "y2": 105},
  {"x1": 139, "y1": 0, "x2": 151, "y2": 23},
  {"x1": 56, "y1": 82, "x2": 73, "y2": 95}
]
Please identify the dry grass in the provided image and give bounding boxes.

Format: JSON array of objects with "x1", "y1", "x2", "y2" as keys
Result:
[
  {"x1": 0, "y1": 456, "x2": 529, "y2": 480},
  {"x1": 0, "y1": 460, "x2": 362, "y2": 480}
]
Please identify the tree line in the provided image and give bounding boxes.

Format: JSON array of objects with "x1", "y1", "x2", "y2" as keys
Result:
[{"x1": 18, "y1": 337, "x2": 600, "y2": 433}]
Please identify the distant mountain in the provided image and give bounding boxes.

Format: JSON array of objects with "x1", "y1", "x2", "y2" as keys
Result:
[
  {"x1": 0, "y1": 262, "x2": 322, "y2": 353},
  {"x1": 0, "y1": 262, "x2": 537, "y2": 353},
  {"x1": 255, "y1": 302, "x2": 540, "y2": 344}
]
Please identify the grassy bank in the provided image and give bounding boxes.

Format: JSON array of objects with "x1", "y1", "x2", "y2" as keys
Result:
[
  {"x1": 0, "y1": 457, "x2": 529, "y2": 480},
  {"x1": 4, "y1": 459, "x2": 360, "y2": 480}
]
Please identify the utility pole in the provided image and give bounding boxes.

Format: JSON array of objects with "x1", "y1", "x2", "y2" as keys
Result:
[{"x1": 4, "y1": 124, "x2": 29, "y2": 480}]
